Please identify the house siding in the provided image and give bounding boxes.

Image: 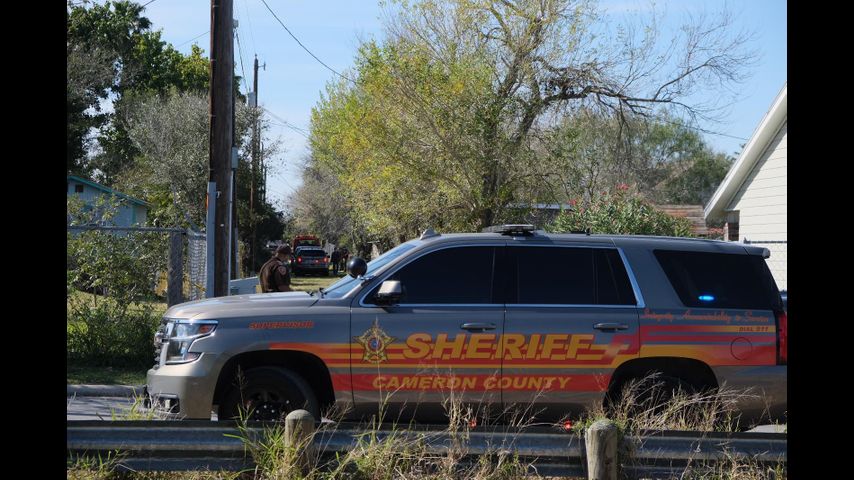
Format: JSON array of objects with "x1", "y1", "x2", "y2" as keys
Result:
[
  {"x1": 67, "y1": 179, "x2": 148, "y2": 228},
  {"x1": 727, "y1": 121, "x2": 787, "y2": 290}
]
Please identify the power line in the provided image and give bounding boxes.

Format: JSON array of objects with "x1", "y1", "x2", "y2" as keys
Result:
[
  {"x1": 241, "y1": 0, "x2": 257, "y2": 55},
  {"x1": 235, "y1": 30, "x2": 250, "y2": 94},
  {"x1": 261, "y1": 106, "x2": 311, "y2": 136},
  {"x1": 259, "y1": 0, "x2": 355, "y2": 83},
  {"x1": 177, "y1": 30, "x2": 209, "y2": 48},
  {"x1": 141, "y1": 0, "x2": 159, "y2": 7},
  {"x1": 271, "y1": 121, "x2": 310, "y2": 139}
]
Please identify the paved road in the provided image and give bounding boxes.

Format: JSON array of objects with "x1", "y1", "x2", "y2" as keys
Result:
[
  {"x1": 66, "y1": 394, "x2": 217, "y2": 421},
  {"x1": 67, "y1": 395, "x2": 137, "y2": 421}
]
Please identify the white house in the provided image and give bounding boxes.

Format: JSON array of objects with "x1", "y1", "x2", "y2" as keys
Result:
[{"x1": 704, "y1": 83, "x2": 787, "y2": 290}]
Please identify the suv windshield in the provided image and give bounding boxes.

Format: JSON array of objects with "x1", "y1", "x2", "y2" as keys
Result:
[{"x1": 321, "y1": 241, "x2": 419, "y2": 298}]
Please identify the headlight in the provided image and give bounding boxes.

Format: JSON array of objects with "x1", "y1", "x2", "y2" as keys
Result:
[{"x1": 164, "y1": 320, "x2": 218, "y2": 364}]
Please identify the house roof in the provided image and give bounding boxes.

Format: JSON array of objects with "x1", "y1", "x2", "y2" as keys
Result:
[
  {"x1": 67, "y1": 175, "x2": 150, "y2": 208},
  {"x1": 704, "y1": 83, "x2": 787, "y2": 221}
]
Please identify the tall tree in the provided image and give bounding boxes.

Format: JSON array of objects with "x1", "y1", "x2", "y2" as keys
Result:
[
  {"x1": 67, "y1": 1, "x2": 212, "y2": 181},
  {"x1": 117, "y1": 89, "x2": 284, "y2": 275},
  {"x1": 310, "y1": 0, "x2": 754, "y2": 241},
  {"x1": 544, "y1": 109, "x2": 734, "y2": 205}
]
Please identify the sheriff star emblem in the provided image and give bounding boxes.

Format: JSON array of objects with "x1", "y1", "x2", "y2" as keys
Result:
[{"x1": 354, "y1": 320, "x2": 396, "y2": 364}]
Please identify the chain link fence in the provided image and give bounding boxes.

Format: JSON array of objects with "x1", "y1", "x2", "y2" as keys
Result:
[
  {"x1": 744, "y1": 239, "x2": 787, "y2": 291},
  {"x1": 67, "y1": 225, "x2": 207, "y2": 305},
  {"x1": 186, "y1": 231, "x2": 207, "y2": 301}
]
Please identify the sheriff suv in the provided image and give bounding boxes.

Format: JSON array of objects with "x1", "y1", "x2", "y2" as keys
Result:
[{"x1": 147, "y1": 225, "x2": 787, "y2": 424}]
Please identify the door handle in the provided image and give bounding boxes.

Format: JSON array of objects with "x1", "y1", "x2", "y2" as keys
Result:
[
  {"x1": 593, "y1": 323, "x2": 629, "y2": 331},
  {"x1": 460, "y1": 322, "x2": 497, "y2": 332}
]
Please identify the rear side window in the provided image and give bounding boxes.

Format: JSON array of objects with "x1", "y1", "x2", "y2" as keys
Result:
[
  {"x1": 373, "y1": 246, "x2": 496, "y2": 304},
  {"x1": 654, "y1": 250, "x2": 781, "y2": 310},
  {"x1": 512, "y1": 247, "x2": 636, "y2": 305},
  {"x1": 594, "y1": 249, "x2": 637, "y2": 305}
]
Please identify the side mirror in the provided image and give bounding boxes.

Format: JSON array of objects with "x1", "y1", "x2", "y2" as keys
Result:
[
  {"x1": 347, "y1": 257, "x2": 368, "y2": 278},
  {"x1": 374, "y1": 280, "x2": 402, "y2": 306}
]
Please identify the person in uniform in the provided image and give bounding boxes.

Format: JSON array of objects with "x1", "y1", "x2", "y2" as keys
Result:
[
  {"x1": 259, "y1": 245, "x2": 292, "y2": 292},
  {"x1": 330, "y1": 248, "x2": 342, "y2": 275},
  {"x1": 340, "y1": 247, "x2": 350, "y2": 273}
]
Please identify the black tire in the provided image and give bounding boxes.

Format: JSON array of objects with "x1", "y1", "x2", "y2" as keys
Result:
[{"x1": 218, "y1": 366, "x2": 319, "y2": 421}]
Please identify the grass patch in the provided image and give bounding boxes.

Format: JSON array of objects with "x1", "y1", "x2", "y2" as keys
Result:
[
  {"x1": 66, "y1": 462, "x2": 237, "y2": 480},
  {"x1": 289, "y1": 273, "x2": 341, "y2": 293},
  {"x1": 67, "y1": 364, "x2": 148, "y2": 385},
  {"x1": 67, "y1": 382, "x2": 785, "y2": 479},
  {"x1": 231, "y1": 396, "x2": 537, "y2": 480}
]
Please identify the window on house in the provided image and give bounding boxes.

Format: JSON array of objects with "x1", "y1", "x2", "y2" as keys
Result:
[
  {"x1": 725, "y1": 211, "x2": 740, "y2": 241},
  {"x1": 75, "y1": 184, "x2": 84, "y2": 193}
]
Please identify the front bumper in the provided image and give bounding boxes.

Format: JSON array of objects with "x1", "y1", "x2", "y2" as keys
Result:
[{"x1": 146, "y1": 353, "x2": 220, "y2": 419}]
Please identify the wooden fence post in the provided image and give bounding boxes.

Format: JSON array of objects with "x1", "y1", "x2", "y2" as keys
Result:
[{"x1": 586, "y1": 419, "x2": 619, "y2": 480}]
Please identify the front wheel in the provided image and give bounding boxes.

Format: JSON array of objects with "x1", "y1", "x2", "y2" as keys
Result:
[{"x1": 218, "y1": 366, "x2": 319, "y2": 421}]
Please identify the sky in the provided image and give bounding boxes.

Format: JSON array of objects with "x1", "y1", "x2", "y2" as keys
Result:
[{"x1": 135, "y1": 0, "x2": 787, "y2": 210}]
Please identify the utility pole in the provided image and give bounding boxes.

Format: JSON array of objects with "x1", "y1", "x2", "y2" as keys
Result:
[
  {"x1": 250, "y1": 56, "x2": 259, "y2": 274},
  {"x1": 208, "y1": 0, "x2": 234, "y2": 297},
  {"x1": 230, "y1": 19, "x2": 239, "y2": 281}
]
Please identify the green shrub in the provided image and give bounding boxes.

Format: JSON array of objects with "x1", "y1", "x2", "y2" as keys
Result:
[
  {"x1": 67, "y1": 298, "x2": 160, "y2": 369},
  {"x1": 548, "y1": 184, "x2": 694, "y2": 237}
]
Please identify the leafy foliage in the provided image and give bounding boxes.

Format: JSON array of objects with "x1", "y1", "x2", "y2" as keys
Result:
[
  {"x1": 67, "y1": 195, "x2": 168, "y2": 301},
  {"x1": 67, "y1": 1, "x2": 212, "y2": 181},
  {"x1": 545, "y1": 110, "x2": 734, "y2": 205},
  {"x1": 67, "y1": 195, "x2": 166, "y2": 368},
  {"x1": 67, "y1": 299, "x2": 160, "y2": 369},
  {"x1": 548, "y1": 185, "x2": 694, "y2": 237}
]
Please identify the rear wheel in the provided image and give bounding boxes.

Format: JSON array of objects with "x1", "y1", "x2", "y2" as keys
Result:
[
  {"x1": 218, "y1": 366, "x2": 319, "y2": 421},
  {"x1": 607, "y1": 372, "x2": 697, "y2": 416}
]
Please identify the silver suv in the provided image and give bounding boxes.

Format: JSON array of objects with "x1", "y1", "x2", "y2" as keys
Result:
[{"x1": 147, "y1": 225, "x2": 786, "y2": 424}]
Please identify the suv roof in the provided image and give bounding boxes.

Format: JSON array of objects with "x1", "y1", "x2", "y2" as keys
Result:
[{"x1": 414, "y1": 231, "x2": 766, "y2": 256}]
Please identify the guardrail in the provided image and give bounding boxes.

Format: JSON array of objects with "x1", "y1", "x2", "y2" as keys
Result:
[{"x1": 67, "y1": 416, "x2": 786, "y2": 479}]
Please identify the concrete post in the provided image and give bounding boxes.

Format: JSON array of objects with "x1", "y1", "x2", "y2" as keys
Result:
[
  {"x1": 585, "y1": 419, "x2": 619, "y2": 480},
  {"x1": 285, "y1": 409, "x2": 316, "y2": 474}
]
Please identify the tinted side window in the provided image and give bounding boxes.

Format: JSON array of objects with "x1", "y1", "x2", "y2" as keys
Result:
[
  {"x1": 515, "y1": 247, "x2": 595, "y2": 304},
  {"x1": 376, "y1": 246, "x2": 496, "y2": 304},
  {"x1": 594, "y1": 249, "x2": 636, "y2": 305},
  {"x1": 513, "y1": 247, "x2": 636, "y2": 305},
  {"x1": 654, "y1": 250, "x2": 781, "y2": 310}
]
